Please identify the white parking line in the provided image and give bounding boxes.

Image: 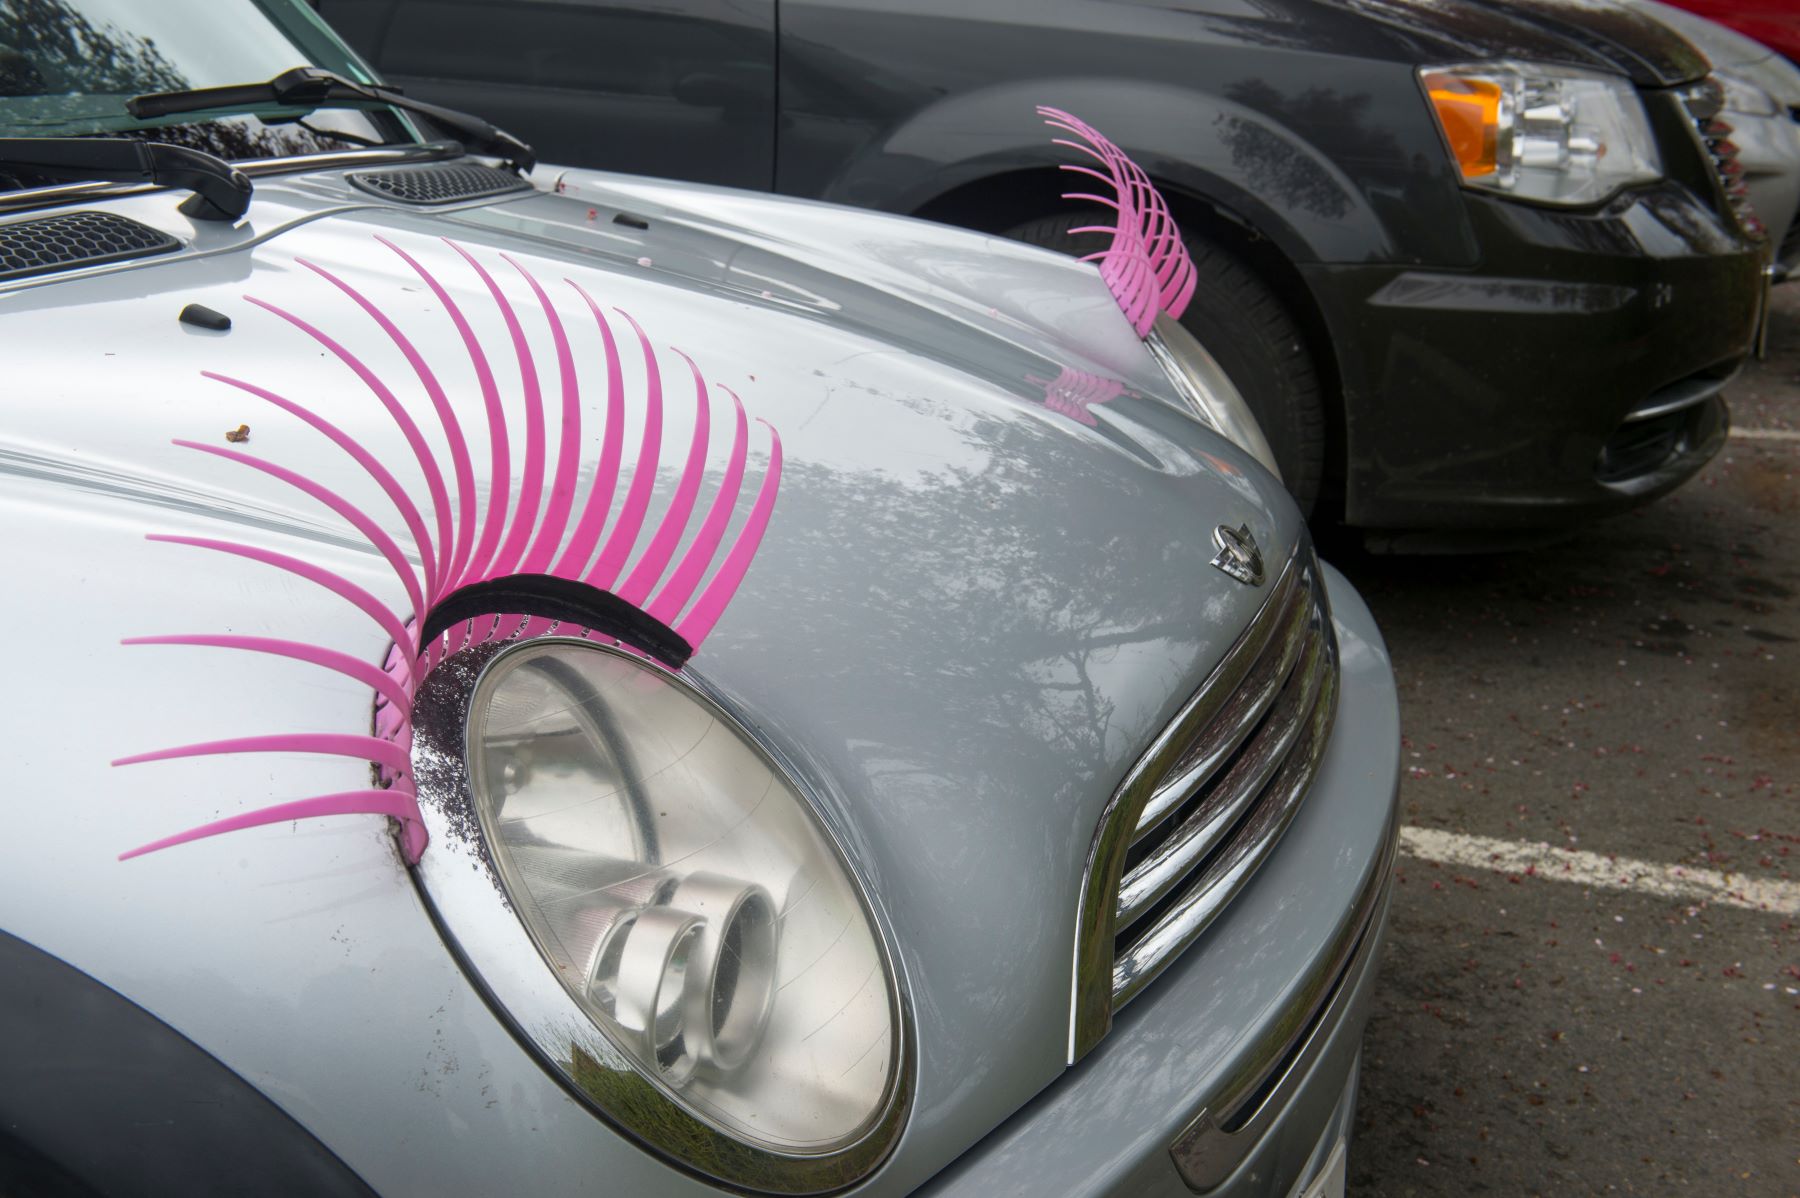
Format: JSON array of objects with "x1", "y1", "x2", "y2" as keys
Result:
[
  {"x1": 1397, "y1": 827, "x2": 1800, "y2": 916},
  {"x1": 1731, "y1": 426, "x2": 1800, "y2": 442}
]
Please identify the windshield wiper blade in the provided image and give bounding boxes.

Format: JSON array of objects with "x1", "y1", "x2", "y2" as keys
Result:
[
  {"x1": 128, "y1": 67, "x2": 536, "y2": 173},
  {"x1": 0, "y1": 138, "x2": 250, "y2": 220}
]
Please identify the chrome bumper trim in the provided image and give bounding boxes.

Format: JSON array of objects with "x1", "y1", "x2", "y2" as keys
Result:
[
  {"x1": 1167, "y1": 806, "x2": 1398, "y2": 1193},
  {"x1": 1624, "y1": 365, "x2": 1739, "y2": 424}
]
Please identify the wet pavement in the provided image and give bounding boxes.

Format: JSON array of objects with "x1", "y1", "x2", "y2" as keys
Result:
[{"x1": 1342, "y1": 287, "x2": 1800, "y2": 1196}]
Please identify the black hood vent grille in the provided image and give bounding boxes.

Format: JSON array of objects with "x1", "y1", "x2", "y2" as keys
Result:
[
  {"x1": 347, "y1": 163, "x2": 532, "y2": 205},
  {"x1": 0, "y1": 211, "x2": 179, "y2": 281}
]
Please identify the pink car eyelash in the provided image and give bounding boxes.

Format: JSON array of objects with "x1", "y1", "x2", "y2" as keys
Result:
[
  {"x1": 112, "y1": 235, "x2": 783, "y2": 866},
  {"x1": 1038, "y1": 106, "x2": 1197, "y2": 337}
]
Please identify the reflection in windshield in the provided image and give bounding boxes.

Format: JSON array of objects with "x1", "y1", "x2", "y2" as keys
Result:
[{"x1": 0, "y1": 0, "x2": 391, "y2": 155}]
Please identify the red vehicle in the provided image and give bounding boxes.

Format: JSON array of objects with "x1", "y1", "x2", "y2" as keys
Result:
[{"x1": 1664, "y1": 0, "x2": 1800, "y2": 63}]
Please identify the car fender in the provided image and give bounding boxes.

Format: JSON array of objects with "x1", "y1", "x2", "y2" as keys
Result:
[{"x1": 802, "y1": 74, "x2": 1479, "y2": 270}]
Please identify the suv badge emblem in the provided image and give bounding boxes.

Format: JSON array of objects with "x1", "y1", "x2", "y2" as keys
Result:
[{"x1": 1211, "y1": 523, "x2": 1265, "y2": 586}]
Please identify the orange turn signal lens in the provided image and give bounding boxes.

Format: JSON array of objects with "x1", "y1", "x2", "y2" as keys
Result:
[{"x1": 1424, "y1": 72, "x2": 1503, "y2": 179}]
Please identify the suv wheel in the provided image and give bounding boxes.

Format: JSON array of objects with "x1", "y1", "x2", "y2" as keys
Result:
[{"x1": 1001, "y1": 212, "x2": 1327, "y2": 516}]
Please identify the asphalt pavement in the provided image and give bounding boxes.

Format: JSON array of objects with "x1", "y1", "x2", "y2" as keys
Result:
[{"x1": 1342, "y1": 286, "x2": 1800, "y2": 1197}]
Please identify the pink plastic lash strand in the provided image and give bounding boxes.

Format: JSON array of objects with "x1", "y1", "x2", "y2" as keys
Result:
[
  {"x1": 647, "y1": 385, "x2": 749, "y2": 624},
  {"x1": 552, "y1": 281, "x2": 627, "y2": 579},
  {"x1": 586, "y1": 308, "x2": 663, "y2": 590},
  {"x1": 617, "y1": 348, "x2": 709, "y2": 605},
  {"x1": 146, "y1": 535, "x2": 418, "y2": 669},
  {"x1": 119, "y1": 789, "x2": 422, "y2": 862},
  {"x1": 113, "y1": 732, "x2": 410, "y2": 776},
  {"x1": 676, "y1": 422, "x2": 782, "y2": 646},
  {"x1": 242, "y1": 295, "x2": 455, "y2": 601},
  {"x1": 505, "y1": 253, "x2": 583, "y2": 576},
  {"x1": 385, "y1": 237, "x2": 511, "y2": 590},
  {"x1": 122, "y1": 635, "x2": 413, "y2": 713},
  {"x1": 449, "y1": 238, "x2": 544, "y2": 583},
  {"x1": 172, "y1": 439, "x2": 426, "y2": 625},
  {"x1": 200, "y1": 372, "x2": 438, "y2": 602},
  {"x1": 298, "y1": 257, "x2": 475, "y2": 593}
]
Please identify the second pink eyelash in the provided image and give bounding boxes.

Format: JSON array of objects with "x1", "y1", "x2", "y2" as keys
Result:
[{"x1": 1038, "y1": 105, "x2": 1197, "y2": 337}]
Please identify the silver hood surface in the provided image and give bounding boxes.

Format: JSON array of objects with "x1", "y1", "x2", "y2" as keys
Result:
[{"x1": 0, "y1": 162, "x2": 1300, "y2": 1194}]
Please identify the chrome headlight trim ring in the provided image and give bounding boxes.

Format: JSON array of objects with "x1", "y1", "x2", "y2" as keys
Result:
[
  {"x1": 1144, "y1": 311, "x2": 1284, "y2": 481},
  {"x1": 407, "y1": 622, "x2": 914, "y2": 1195}
]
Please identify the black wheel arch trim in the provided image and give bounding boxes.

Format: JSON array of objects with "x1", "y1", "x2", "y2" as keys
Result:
[{"x1": 0, "y1": 929, "x2": 377, "y2": 1197}]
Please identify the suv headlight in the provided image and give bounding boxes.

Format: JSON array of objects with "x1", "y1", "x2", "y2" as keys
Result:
[
  {"x1": 1421, "y1": 62, "x2": 1661, "y2": 206},
  {"x1": 413, "y1": 631, "x2": 910, "y2": 1193},
  {"x1": 1144, "y1": 311, "x2": 1283, "y2": 480}
]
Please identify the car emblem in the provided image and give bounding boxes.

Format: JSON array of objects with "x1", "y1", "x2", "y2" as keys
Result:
[{"x1": 1210, "y1": 523, "x2": 1265, "y2": 586}]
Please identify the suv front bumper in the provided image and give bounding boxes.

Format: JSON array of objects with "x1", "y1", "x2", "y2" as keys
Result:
[
  {"x1": 1305, "y1": 183, "x2": 1761, "y2": 533},
  {"x1": 920, "y1": 562, "x2": 1400, "y2": 1198}
]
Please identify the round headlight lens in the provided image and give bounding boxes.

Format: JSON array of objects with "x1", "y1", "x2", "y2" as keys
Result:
[{"x1": 460, "y1": 639, "x2": 903, "y2": 1164}]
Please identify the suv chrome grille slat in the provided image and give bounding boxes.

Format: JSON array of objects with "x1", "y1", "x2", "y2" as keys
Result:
[
  {"x1": 1130, "y1": 562, "x2": 1313, "y2": 845},
  {"x1": 1113, "y1": 653, "x2": 1337, "y2": 1006},
  {"x1": 1115, "y1": 620, "x2": 1329, "y2": 931},
  {"x1": 1681, "y1": 78, "x2": 1766, "y2": 239}
]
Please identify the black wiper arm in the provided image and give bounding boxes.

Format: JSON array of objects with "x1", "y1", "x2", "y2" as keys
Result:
[
  {"x1": 129, "y1": 67, "x2": 536, "y2": 173},
  {"x1": 0, "y1": 138, "x2": 250, "y2": 220}
]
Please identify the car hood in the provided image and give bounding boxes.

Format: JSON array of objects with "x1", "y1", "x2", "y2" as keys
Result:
[
  {"x1": 1341, "y1": 0, "x2": 1709, "y2": 85},
  {"x1": 0, "y1": 162, "x2": 1297, "y2": 1191}
]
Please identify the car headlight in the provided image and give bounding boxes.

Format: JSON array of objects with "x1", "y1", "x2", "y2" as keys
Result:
[
  {"x1": 411, "y1": 630, "x2": 910, "y2": 1193},
  {"x1": 1143, "y1": 311, "x2": 1283, "y2": 480},
  {"x1": 1420, "y1": 62, "x2": 1661, "y2": 206}
]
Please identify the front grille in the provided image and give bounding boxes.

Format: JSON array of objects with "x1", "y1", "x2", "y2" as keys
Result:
[
  {"x1": 0, "y1": 211, "x2": 178, "y2": 281},
  {"x1": 1111, "y1": 546, "x2": 1338, "y2": 1009},
  {"x1": 1682, "y1": 77, "x2": 1765, "y2": 239},
  {"x1": 347, "y1": 163, "x2": 533, "y2": 205},
  {"x1": 1066, "y1": 540, "x2": 1339, "y2": 1058}
]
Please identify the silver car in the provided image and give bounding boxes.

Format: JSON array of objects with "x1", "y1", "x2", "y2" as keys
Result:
[
  {"x1": 1635, "y1": 0, "x2": 1800, "y2": 278},
  {"x1": 0, "y1": 3, "x2": 1399, "y2": 1196}
]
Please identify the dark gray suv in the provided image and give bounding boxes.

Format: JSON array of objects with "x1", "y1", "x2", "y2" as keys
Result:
[{"x1": 319, "y1": 0, "x2": 1765, "y2": 538}]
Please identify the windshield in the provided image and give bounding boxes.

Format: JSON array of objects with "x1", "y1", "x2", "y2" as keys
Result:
[{"x1": 0, "y1": 0, "x2": 411, "y2": 158}]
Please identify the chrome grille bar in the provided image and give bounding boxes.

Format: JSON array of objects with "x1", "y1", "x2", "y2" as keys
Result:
[
  {"x1": 1114, "y1": 651, "x2": 1338, "y2": 1007},
  {"x1": 1130, "y1": 561, "x2": 1313, "y2": 845},
  {"x1": 1115, "y1": 619, "x2": 1329, "y2": 932}
]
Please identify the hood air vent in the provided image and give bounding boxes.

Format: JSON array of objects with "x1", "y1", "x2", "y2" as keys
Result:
[
  {"x1": 0, "y1": 211, "x2": 178, "y2": 281},
  {"x1": 347, "y1": 163, "x2": 532, "y2": 205}
]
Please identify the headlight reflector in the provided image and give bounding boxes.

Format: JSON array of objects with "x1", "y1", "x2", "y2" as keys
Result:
[
  {"x1": 1422, "y1": 62, "x2": 1661, "y2": 205},
  {"x1": 413, "y1": 632, "x2": 909, "y2": 1192}
]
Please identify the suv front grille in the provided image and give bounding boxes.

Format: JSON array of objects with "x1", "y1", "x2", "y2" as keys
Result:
[
  {"x1": 1682, "y1": 77, "x2": 1765, "y2": 239},
  {"x1": 1069, "y1": 541, "x2": 1338, "y2": 1059}
]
